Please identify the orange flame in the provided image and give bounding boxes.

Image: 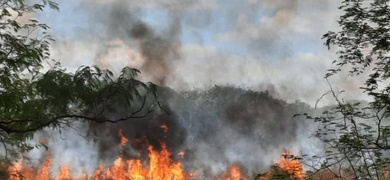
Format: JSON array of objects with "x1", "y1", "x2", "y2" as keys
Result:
[
  {"x1": 55, "y1": 166, "x2": 73, "y2": 180},
  {"x1": 89, "y1": 143, "x2": 186, "y2": 180},
  {"x1": 8, "y1": 138, "x2": 187, "y2": 179},
  {"x1": 118, "y1": 129, "x2": 128, "y2": 146},
  {"x1": 251, "y1": 151, "x2": 306, "y2": 180},
  {"x1": 274, "y1": 150, "x2": 306, "y2": 180},
  {"x1": 36, "y1": 156, "x2": 51, "y2": 180},
  {"x1": 218, "y1": 165, "x2": 247, "y2": 180},
  {"x1": 8, "y1": 158, "x2": 36, "y2": 180},
  {"x1": 228, "y1": 165, "x2": 246, "y2": 180},
  {"x1": 7, "y1": 130, "x2": 307, "y2": 180}
]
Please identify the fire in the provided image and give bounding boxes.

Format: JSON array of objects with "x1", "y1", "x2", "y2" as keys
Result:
[
  {"x1": 7, "y1": 130, "x2": 306, "y2": 180},
  {"x1": 8, "y1": 129, "x2": 187, "y2": 180},
  {"x1": 252, "y1": 151, "x2": 306, "y2": 180},
  {"x1": 36, "y1": 156, "x2": 51, "y2": 180},
  {"x1": 257, "y1": 150, "x2": 306, "y2": 180},
  {"x1": 89, "y1": 143, "x2": 187, "y2": 179},
  {"x1": 118, "y1": 129, "x2": 128, "y2": 146},
  {"x1": 277, "y1": 150, "x2": 306, "y2": 179},
  {"x1": 218, "y1": 165, "x2": 247, "y2": 180},
  {"x1": 8, "y1": 159, "x2": 27, "y2": 180},
  {"x1": 56, "y1": 166, "x2": 72, "y2": 180}
]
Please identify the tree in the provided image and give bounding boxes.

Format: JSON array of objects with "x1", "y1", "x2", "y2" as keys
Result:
[
  {"x1": 303, "y1": 0, "x2": 390, "y2": 179},
  {"x1": 0, "y1": 0, "x2": 158, "y2": 163}
]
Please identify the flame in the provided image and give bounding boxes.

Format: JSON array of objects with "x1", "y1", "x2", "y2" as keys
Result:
[
  {"x1": 87, "y1": 143, "x2": 186, "y2": 180},
  {"x1": 8, "y1": 129, "x2": 187, "y2": 180},
  {"x1": 218, "y1": 165, "x2": 247, "y2": 180},
  {"x1": 118, "y1": 129, "x2": 128, "y2": 146},
  {"x1": 274, "y1": 150, "x2": 306, "y2": 180},
  {"x1": 227, "y1": 165, "x2": 246, "y2": 180},
  {"x1": 7, "y1": 130, "x2": 307, "y2": 180},
  {"x1": 146, "y1": 143, "x2": 186, "y2": 180},
  {"x1": 56, "y1": 166, "x2": 73, "y2": 180},
  {"x1": 253, "y1": 151, "x2": 306, "y2": 180},
  {"x1": 8, "y1": 159, "x2": 35, "y2": 180},
  {"x1": 36, "y1": 156, "x2": 51, "y2": 180},
  {"x1": 7, "y1": 150, "x2": 308, "y2": 180}
]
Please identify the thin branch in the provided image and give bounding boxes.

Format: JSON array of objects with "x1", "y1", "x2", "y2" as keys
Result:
[{"x1": 315, "y1": 90, "x2": 332, "y2": 109}]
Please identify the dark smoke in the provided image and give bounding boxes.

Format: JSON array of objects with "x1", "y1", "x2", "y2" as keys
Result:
[
  {"x1": 36, "y1": 0, "x2": 323, "y2": 176},
  {"x1": 90, "y1": 86, "x2": 311, "y2": 174},
  {"x1": 129, "y1": 20, "x2": 180, "y2": 85},
  {"x1": 168, "y1": 86, "x2": 310, "y2": 173},
  {"x1": 86, "y1": 1, "x2": 181, "y2": 85},
  {"x1": 91, "y1": 110, "x2": 187, "y2": 162}
]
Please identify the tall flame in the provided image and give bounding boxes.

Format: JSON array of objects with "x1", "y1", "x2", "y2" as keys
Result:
[
  {"x1": 8, "y1": 129, "x2": 187, "y2": 180},
  {"x1": 7, "y1": 130, "x2": 307, "y2": 180},
  {"x1": 36, "y1": 156, "x2": 51, "y2": 180},
  {"x1": 83, "y1": 143, "x2": 186, "y2": 180},
  {"x1": 55, "y1": 166, "x2": 72, "y2": 180}
]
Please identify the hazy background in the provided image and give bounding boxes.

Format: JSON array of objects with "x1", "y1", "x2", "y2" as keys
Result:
[
  {"x1": 34, "y1": 0, "x2": 367, "y2": 106},
  {"x1": 24, "y1": 0, "x2": 370, "y2": 177}
]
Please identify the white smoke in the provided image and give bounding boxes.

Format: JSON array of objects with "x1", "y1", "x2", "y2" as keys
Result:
[{"x1": 17, "y1": 0, "x2": 371, "y2": 177}]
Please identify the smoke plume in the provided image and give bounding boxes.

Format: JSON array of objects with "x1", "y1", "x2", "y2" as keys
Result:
[
  {"x1": 84, "y1": 1, "x2": 181, "y2": 85},
  {"x1": 67, "y1": 86, "x2": 311, "y2": 175},
  {"x1": 20, "y1": 0, "x2": 364, "y2": 178}
]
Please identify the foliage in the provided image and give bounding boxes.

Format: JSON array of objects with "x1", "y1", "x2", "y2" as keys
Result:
[
  {"x1": 268, "y1": 168, "x2": 297, "y2": 180},
  {"x1": 0, "y1": 0, "x2": 157, "y2": 162},
  {"x1": 252, "y1": 165, "x2": 299, "y2": 180},
  {"x1": 303, "y1": 0, "x2": 390, "y2": 179}
]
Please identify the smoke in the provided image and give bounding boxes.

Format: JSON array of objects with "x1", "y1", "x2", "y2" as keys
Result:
[
  {"x1": 25, "y1": 85, "x2": 313, "y2": 177},
  {"x1": 91, "y1": 109, "x2": 187, "y2": 163},
  {"x1": 19, "y1": 0, "x2": 369, "y2": 177},
  {"x1": 80, "y1": 0, "x2": 182, "y2": 85},
  {"x1": 29, "y1": 122, "x2": 99, "y2": 176},
  {"x1": 219, "y1": 0, "x2": 298, "y2": 58},
  {"x1": 168, "y1": 86, "x2": 311, "y2": 173},
  {"x1": 57, "y1": 86, "x2": 310, "y2": 175},
  {"x1": 46, "y1": 0, "x2": 354, "y2": 105},
  {"x1": 128, "y1": 20, "x2": 181, "y2": 85}
]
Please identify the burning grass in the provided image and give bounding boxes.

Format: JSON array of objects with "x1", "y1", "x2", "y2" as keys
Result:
[
  {"x1": 8, "y1": 144, "x2": 187, "y2": 180},
  {"x1": 6, "y1": 129, "x2": 306, "y2": 180}
]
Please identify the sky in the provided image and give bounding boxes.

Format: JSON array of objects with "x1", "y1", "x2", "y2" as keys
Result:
[
  {"x1": 20, "y1": 0, "x2": 373, "y2": 175},
  {"x1": 34, "y1": 0, "x2": 366, "y2": 106}
]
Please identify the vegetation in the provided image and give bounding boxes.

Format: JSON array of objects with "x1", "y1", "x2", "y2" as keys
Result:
[
  {"x1": 0, "y1": 0, "x2": 157, "y2": 163},
  {"x1": 302, "y1": 0, "x2": 390, "y2": 179},
  {"x1": 4, "y1": 0, "x2": 390, "y2": 179}
]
